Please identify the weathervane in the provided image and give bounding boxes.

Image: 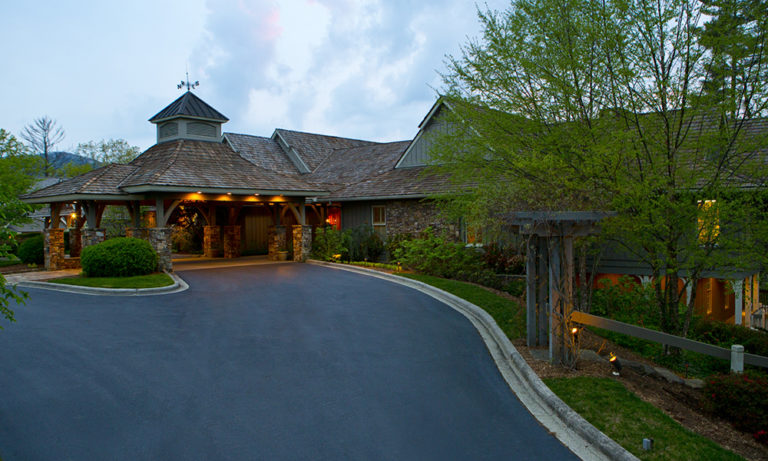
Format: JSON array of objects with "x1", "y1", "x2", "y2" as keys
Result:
[{"x1": 178, "y1": 71, "x2": 199, "y2": 91}]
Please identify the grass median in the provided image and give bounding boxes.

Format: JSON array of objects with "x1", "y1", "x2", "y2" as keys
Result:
[{"x1": 49, "y1": 272, "x2": 174, "y2": 289}]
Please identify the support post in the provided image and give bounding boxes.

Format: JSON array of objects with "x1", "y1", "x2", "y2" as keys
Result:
[
  {"x1": 548, "y1": 237, "x2": 562, "y2": 363},
  {"x1": 147, "y1": 227, "x2": 173, "y2": 272},
  {"x1": 526, "y1": 237, "x2": 537, "y2": 347},
  {"x1": 537, "y1": 237, "x2": 549, "y2": 346},
  {"x1": 733, "y1": 279, "x2": 744, "y2": 325},
  {"x1": 222, "y1": 225, "x2": 242, "y2": 259},
  {"x1": 268, "y1": 225, "x2": 286, "y2": 261},
  {"x1": 731, "y1": 344, "x2": 744, "y2": 374},
  {"x1": 563, "y1": 235, "x2": 574, "y2": 364},
  {"x1": 292, "y1": 225, "x2": 312, "y2": 262},
  {"x1": 203, "y1": 226, "x2": 222, "y2": 258}
]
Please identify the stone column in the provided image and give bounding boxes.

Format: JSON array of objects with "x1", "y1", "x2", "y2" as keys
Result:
[
  {"x1": 222, "y1": 225, "x2": 242, "y2": 259},
  {"x1": 203, "y1": 226, "x2": 221, "y2": 258},
  {"x1": 44, "y1": 228, "x2": 66, "y2": 270},
  {"x1": 68, "y1": 228, "x2": 82, "y2": 257},
  {"x1": 147, "y1": 227, "x2": 173, "y2": 272},
  {"x1": 292, "y1": 225, "x2": 312, "y2": 262},
  {"x1": 81, "y1": 228, "x2": 106, "y2": 251},
  {"x1": 268, "y1": 225, "x2": 286, "y2": 261}
]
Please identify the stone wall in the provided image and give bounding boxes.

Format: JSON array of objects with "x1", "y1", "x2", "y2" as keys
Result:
[
  {"x1": 81, "y1": 228, "x2": 106, "y2": 249},
  {"x1": 292, "y1": 225, "x2": 312, "y2": 262},
  {"x1": 268, "y1": 225, "x2": 286, "y2": 261},
  {"x1": 147, "y1": 227, "x2": 173, "y2": 272},
  {"x1": 222, "y1": 225, "x2": 242, "y2": 259},
  {"x1": 44, "y1": 228, "x2": 65, "y2": 270},
  {"x1": 385, "y1": 199, "x2": 461, "y2": 241},
  {"x1": 203, "y1": 226, "x2": 221, "y2": 258},
  {"x1": 126, "y1": 228, "x2": 150, "y2": 240}
]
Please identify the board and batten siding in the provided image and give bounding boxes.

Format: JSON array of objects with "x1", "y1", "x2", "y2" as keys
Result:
[
  {"x1": 341, "y1": 202, "x2": 373, "y2": 230},
  {"x1": 244, "y1": 214, "x2": 271, "y2": 251},
  {"x1": 397, "y1": 109, "x2": 448, "y2": 168}
]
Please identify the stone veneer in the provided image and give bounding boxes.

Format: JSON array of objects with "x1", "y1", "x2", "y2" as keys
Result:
[
  {"x1": 68, "y1": 228, "x2": 82, "y2": 257},
  {"x1": 384, "y1": 199, "x2": 461, "y2": 241},
  {"x1": 292, "y1": 225, "x2": 312, "y2": 262},
  {"x1": 268, "y1": 225, "x2": 286, "y2": 261},
  {"x1": 147, "y1": 228, "x2": 173, "y2": 272},
  {"x1": 203, "y1": 226, "x2": 221, "y2": 258},
  {"x1": 81, "y1": 228, "x2": 106, "y2": 250},
  {"x1": 222, "y1": 225, "x2": 242, "y2": 259},
  {"x1": 44, "y1": 228, "x2": 66, "y2": 270}
]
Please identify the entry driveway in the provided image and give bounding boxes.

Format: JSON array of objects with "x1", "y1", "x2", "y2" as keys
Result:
[{"x1": 0, "y1": 264, "x2": 576, "y2": 460}]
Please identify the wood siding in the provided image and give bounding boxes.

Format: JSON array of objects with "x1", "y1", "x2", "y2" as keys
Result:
[
  {"x1": 341, "y1": 202, "x2": 373, "y2": 230},
  {"x1": 398, "y1": 109, "x2": 447, "y2": 168}
]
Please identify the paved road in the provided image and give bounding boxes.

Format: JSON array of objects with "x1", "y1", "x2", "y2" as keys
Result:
[{"x1": 0, "y1": 264, "x2": 577, "y2": 460}]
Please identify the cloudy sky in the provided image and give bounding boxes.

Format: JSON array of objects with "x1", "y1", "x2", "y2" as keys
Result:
[{"x1": 1, "y1": 0, "x2": 509, "y2": 153}]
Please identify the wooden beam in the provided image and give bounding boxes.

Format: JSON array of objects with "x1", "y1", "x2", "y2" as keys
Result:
[
  {"x1": 537, "y1": 237, "x2": 548, "y2": 346},
  {"x1": 548, "y1": 237, "x2": 562, "y2": 362},
  {"x1": 526, "y1": 237, "x2": 537, "y2": 347},
  {"x1": 50, "y1": 203, "x2": 62, "y2": 229}
]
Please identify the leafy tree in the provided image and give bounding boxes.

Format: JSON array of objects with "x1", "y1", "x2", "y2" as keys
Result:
[
  {"x1": 434, "y1": 0, "x2": 768, "y2": 337},
  {"x1": 21, "y1": 116, "x2": 65, "y2": 177},
  {"x1": 75, "y1": 139, "x2": 141, "y2": 165}
]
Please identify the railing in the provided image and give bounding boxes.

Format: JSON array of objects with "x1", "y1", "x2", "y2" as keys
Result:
[{"x1": 570, "y1": 311, "x2": 768, "y2": 371}]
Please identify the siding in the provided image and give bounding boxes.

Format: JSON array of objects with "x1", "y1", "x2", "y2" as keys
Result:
[
  {"x1": 244, "y1": 214, "x2": 271, "y2": 251},
  {"x1": 341, "y1": 202, "x2": 372, "y2": 230},
  {"x1": 398, "y1": 110, "x2": 447, "y2": 168}
]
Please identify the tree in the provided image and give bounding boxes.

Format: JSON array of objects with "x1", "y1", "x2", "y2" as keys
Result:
[
  {"x1": 75, "y1": 139, "x2": 141, "y2": 165},
  {"x1": 435, "y1": 0, "x2": 768, "y2": 337},
  {"x1": 20, "y1": 116, "x2": 65, "y2": 177},
  {"x1": 0, "y1": 129, "x2": 31, "y2": 329}
]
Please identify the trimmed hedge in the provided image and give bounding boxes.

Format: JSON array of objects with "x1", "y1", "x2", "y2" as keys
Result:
[
  {"x1": 17, "y1": 234, "x2": 44, "y2": 265},
  {"x1": 81, "y1": 237, "x2": 157, "y2": 277}
]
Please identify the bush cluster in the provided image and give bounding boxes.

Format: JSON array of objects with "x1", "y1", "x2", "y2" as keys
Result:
[
  {"x1": 310, "y1": 225, "x2": 384, "y2": 262},
  {"x1": 703, "y1": 371, "x2": 768, "y2": 444},
  {"x1": 81, "y1": 237, "x2": 157, "y2": 277},
  {"x1": 482, "y1": 243, "x2": 525, "y2": 274},
  {"x1": 311, "y1": 226, "x2": 347, "y2": 261},
  {"x1": 17, "y1": 234, "x2": 44, "y2": 265},
  {"x1": 690, "y1": 318, "x2": 768, "y2": 357}
]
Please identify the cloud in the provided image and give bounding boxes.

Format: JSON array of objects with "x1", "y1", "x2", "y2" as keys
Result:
[{"x1": 192, "y1": 0, "x2": 510, "y2": 142}]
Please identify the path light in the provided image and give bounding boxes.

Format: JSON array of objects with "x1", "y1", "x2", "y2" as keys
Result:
[{"x1": 609, "y1": 353, "x2": 622, "y2": 376}]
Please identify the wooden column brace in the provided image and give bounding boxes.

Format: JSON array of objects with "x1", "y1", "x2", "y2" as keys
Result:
[{"x1": 49, "y1": 203, "x2": 62, "y2": 229}]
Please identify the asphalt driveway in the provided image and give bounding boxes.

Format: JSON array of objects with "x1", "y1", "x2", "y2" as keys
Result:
[{"x1": 0, "y1": 264, "x2": 577, "y2": 460}]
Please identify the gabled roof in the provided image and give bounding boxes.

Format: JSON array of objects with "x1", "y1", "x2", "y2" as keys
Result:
[
  {"x1": 22, "y1": 164, "x2": 139, "y2": 202},
  {"x1": 308, "y1": 141, "x2": 410, "y2": 188},
  {"x1": 224, "y1": 133, "x2": 300, "y2": 175},
  {"x1": 273, "y1": 129, "x2": 376, "y2": 172},
  {"x1": 149, "y1": 91, "x2": 229, "y2": 123}
]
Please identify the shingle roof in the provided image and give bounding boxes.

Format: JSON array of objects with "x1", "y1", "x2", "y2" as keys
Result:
[
  {"x1": 149, "y1": 91, "x2": 229, "y2": 123},
  {"x1": 22, "y1": 164, "x2": 138, "y2": 199},
  {"x1": 325, "y1": 166, "x2": 453, "y2": 200},
  {"x1": 274, "y1": 129, "x2": 376, "y2": 172},
  {"x1": 307, "y1": 141, "x2": 411, "y2": 188},
  {"x1": 121, "y1": 140, "x2": 320, "y2": 192},
  {"x1": 224, "y1": 133, "x2": 300, "y2": 175}
]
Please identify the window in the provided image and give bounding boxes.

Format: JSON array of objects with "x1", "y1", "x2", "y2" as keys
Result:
[
  {"x1": 697, "y1": 199, "x2": 719, "y2": 243},
  {"x1": 372, "y1": 205, "x2": 386, "y2": 238}
]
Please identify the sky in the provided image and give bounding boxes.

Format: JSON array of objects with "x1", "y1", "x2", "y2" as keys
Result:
[{"x1": 1, "y1": 0, "x2": 510, "y2": 153}]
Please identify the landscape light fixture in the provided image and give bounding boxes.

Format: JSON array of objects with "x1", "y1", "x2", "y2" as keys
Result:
[
  {"x1": 609, "y1": 353, "x2": 622, "y2": 376},
  {"x1": 196, "y1": 191, "x2": 202, "y2": 194},
  {"x1": 570, "y1": 326, "x2": 580, "y2": 346}
]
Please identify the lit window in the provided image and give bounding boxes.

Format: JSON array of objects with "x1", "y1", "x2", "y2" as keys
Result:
[
  {"x1": 326, "y1": 207, "x2": 341, "y2": 231},
  {"x1": 697, "y1": 199, "x2": 719, "y2": 243}
]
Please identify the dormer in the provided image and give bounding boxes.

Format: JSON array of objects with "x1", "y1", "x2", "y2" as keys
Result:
[{"x1": 149, "y1": 91, "x2": 229, "y2": 144}]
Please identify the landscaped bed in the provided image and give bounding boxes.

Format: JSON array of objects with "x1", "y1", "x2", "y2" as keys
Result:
[{"x1": 49, "y1": 273, "x2": 174, "y2": 289}]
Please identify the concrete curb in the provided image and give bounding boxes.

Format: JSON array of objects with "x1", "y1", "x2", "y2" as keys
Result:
[
  {"x1": 13, "y1": 272, "x2": 189, "y2": 297},
  {"x1": 309, "y1": 260, "x2": 638, "y2": 461}
]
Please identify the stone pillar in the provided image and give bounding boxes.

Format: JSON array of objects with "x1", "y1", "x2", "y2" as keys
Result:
[
  {"x1": 203, "y1": 226, "x2": 221, "y2": 258},
  {"x1": 292, "y1": 225, "x2": 312, "y2": 262},
  {"x1": 268, "y1": 225, "x2": 286, "y2": 261},
  {"x1": 147, "y1": 227, "x2": 173, "y2": 272},
  {"x1": 69, "y1": 228, "x2": 82, "y2": 257},
  {"x1": 44, "y1": 228, "x2": 66, "y2": 270},
  {"x1": 81, "y1": 228, "x2": 106, "y2": 251},
  {"x1": 222, "y1": 225, "x2": 242, "y2": 259}
]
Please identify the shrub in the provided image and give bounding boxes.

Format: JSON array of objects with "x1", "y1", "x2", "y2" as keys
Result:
[
  {"x1": 393, "y1": 228, "x2": 486, "y2": 278},
  {"x1": 690, "y1": 318, "x2": 768, "y2": 357},
  {"x1": 81, "y1": 237, "x2": 157, "y2": 277},
  {"x1": 590, "y1": 276, "x2": 660, "y2": 327},
  {"x1": 345, "y1": 225, "x2": 384, "y2": 262},
  {"x1": 385, "y1": 233, "x2": 413, "y2": 260},
  {"x1": 482, "y1": 243, "x2": 525, "y2": 274},
  {"x1": 17, "y1": 234, "x2": 44, "y2": 265},
  {"x1": 311, "y1": 226, "x2": 347, "y2": 261},
  {"x1": 703, "y1": 371, "x2": 768, "y2": 443}
]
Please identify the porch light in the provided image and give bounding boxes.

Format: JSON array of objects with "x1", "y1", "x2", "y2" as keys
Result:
[
  {"x1": 254, "y1": 193, "x2": 259, "y2": 196},
  {"x1": 196, "y1": 191, "x2": 202, "y2": 194},
  {"x1": 227, "y1": 192, "x2": 232, "y2": 195},
  {"x1": 609, "y1": 353, "x2": 622, "y2": 376}
]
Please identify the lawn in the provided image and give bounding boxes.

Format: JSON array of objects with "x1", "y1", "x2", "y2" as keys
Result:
[
  {"x1": 49, "y1": 273, "x2": 174, "y2": 289},
  {"x1": 545, "y1": 377, "x2": 743, "y2": 460},
  {"x1": 398, "y1": 273, "x2": 526, "y2": 340}
]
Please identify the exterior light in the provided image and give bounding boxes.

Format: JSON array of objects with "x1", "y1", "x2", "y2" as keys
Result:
[
  {"x1": 227, "y1": 192, "x2": 232, "y2": 196},
  {"x1": 70, "y1": 213, "x2": 77, "y2": 219},
  {"x1": 609, "y1": 353, "x2": 622, "y2": 376},
  {"x1": 196, "y1": 191, "x2": 202, "y2": 194},
  {"x1": 571, "y1": 327, "x2": 579, "y2": 335},
  {"x1": 254, "y1": 193, "x2": 259, "y2": 196}
]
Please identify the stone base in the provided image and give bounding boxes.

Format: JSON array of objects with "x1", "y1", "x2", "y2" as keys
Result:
[
  {"x1": 268, "y1": 225, "x2": 286, "y2": 261},
  {"x1": 204, "y1": 226, "x2": 221, "y2": 258},
  {"x1": 292, "y1": 225, "x2": 312, "y2": 262},
  {"x1": 45, "y1": 228, "x2": 66, "y2": 270},
  {"x1": 222, "y1": 225, "x2": 241, "y2": 259},
  {"x1": 81, "y1": 228, "x2": 106, "y2": 250},
  {"x1": 147, "y1": 228, "x2": 173, "y2": 272}
]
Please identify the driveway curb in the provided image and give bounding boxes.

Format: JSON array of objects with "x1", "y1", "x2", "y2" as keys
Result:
[
  {"x1": 309, "y1": 261, "x2": 638, "y2": 461},
  {"x1": 12, "y1": 272, "x2": 189, "y2": 296}
]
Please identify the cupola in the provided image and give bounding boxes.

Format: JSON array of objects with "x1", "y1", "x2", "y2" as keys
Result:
[{"x1": 149, "y1": 91, "x2": 229, "y2": 144}]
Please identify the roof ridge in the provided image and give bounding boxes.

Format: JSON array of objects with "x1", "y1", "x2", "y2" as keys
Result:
[{"x1": 274, "y1": 127, "x2": 379, "y2": 145}]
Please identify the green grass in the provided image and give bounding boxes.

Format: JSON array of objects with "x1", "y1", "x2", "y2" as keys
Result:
[
  {"x1": 398, "y1": 273, "x2": 526, "y2": 339},
  {"x1": 545, "y1": 377, "x2": 743, "y2": 461},
  {"x1": 0, "y1": 256, "x2": 21, "y2": 268},
  {"x1": 49, "y1": 272, "x2": 174, "y2": 289}
]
